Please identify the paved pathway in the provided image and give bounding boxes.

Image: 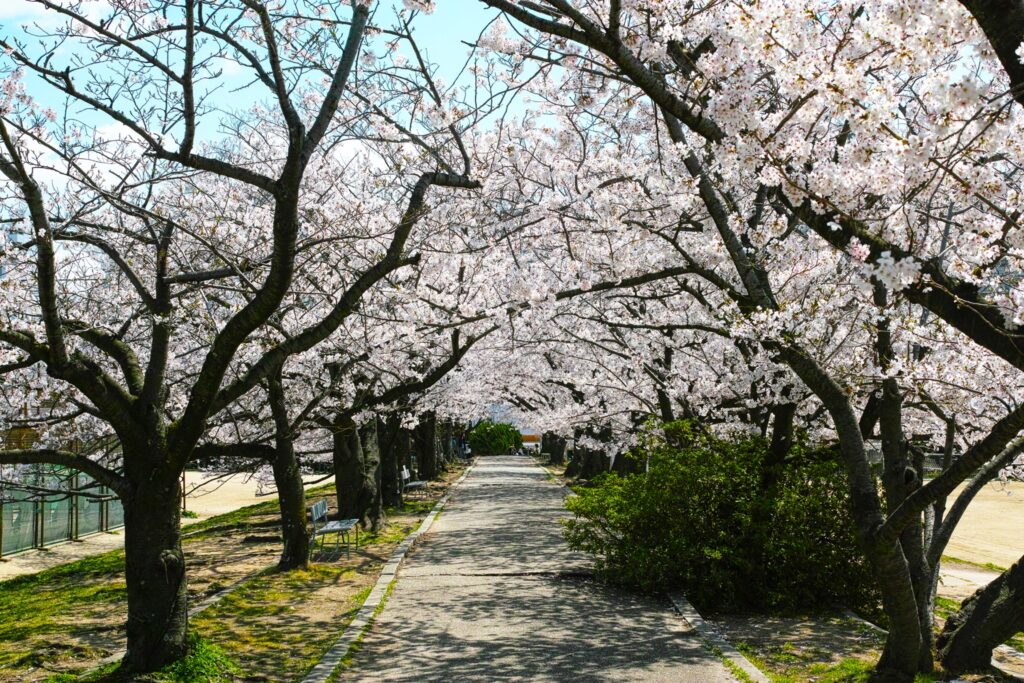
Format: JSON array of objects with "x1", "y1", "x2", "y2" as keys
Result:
[{"x1": 340, "y1": 455, "x2": 736, "y2": 682}]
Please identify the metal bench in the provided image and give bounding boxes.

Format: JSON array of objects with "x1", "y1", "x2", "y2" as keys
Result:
[
  {"x1": 307, "y1": 499, "x2": 359, "y2": 556},
  {"x1": 401, "y1": 466, "x2": 427, "y2": 496}
]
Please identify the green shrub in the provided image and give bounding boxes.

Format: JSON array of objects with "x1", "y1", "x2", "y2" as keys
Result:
[
  {"x1": 467, "y1": 420, "x2": 523, "y2": 455},
  {"x1": 155, "y1": 632, "x2": 239, "y2": 682},
  {"x1": 564, "y1": 421, "x2": 879, "y2": 614}
]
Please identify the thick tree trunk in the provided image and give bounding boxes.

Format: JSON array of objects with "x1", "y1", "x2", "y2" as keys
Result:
[
  {"x1": 938, "y1": 555, "x2": 1024, "y2": 672},
  {"x1": 271, "y1": 443, "x2": 309, "y2": 570},
  {"x1": 380, "y1": 415, "x2": 403, "y2": 509},
  {"x1": 121, "y1": 468, "x2": 188, "y2": 672},
  {"x1": 874, "y1": 282, "x2": 933, "y2": 674},
  {"x1": 333, "y1": 415, "x2": 378, "y2": 528},
  {"x1": 578, "y1": 447, "x2": 610, "y2": 479},
  {"x1": 441, "y1": 420, "x2": 454, "y2": 466},
  {"x1": 611, "y1": 450, "x2": 642, "y2": 475},
  {"x1": 564, "y1": 453, "x2": 581, "y2": 478},
  {"x1": 268, "y1": 370, "x2": 309, "y2": 570},
  {"x1": 543, "y1": 432, "x2": 566, "y2": 465},
  {"x1": 361, "y1": 419, "x2": 384, "y2": 532},
  {"x1": 779, "y1": 345, "x2": 921, "y2": 681},
  {"x1": 416, "y1": 411, "x2": 439, "y2": 480}
]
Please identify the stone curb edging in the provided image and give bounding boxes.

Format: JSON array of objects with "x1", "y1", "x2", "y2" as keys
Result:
[
  {"x1": 532, "y1": 455, "x2": 768, "y2": 683},
  {"x1": 668, "y1": 593, "x2": 770, "y2": 683},
  {"x1": 841, "y1": 607, "x2": 1024, "y2": 681},
  {"x1": 301, "y1": 461, "x2": 476, "y2": 683}
]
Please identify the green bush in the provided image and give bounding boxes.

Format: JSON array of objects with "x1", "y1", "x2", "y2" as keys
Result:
[
  {"x1": 467, "y1": 420, "x2": 523, "y2": 455},
  {"x1": 157, "y1": 632, "x2": 239, "y2": 682},
  {"x1": 564, "y1": 421, "x2": 879, "y2": 614}
]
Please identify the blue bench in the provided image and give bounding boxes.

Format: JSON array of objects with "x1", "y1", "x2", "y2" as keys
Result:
[
  {"x1": 401, "y1": 466, "x2": 426, "y2": 496},
  {"x1": 308, "y1": 499, "x2": 359, "y2": 556}
]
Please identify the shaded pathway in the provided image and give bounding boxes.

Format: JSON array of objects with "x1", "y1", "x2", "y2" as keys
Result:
[{"x1": 340, "y1": 455, "x2": 736, "y2": 682}]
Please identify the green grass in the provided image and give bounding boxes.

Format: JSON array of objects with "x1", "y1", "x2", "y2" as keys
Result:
[
  {"x1": 940, "y1": 554, "x2": 1007, "y2": 573},
  {"x1": 934, "y1": 595, "x2": 960, "y2": 620},
  {"x1": 4, "y1": 480, "x2": 446, "y2": 681},
  {"x1": 42, "y1": 633, "x2": 239, "y2": 683},
  {"x1": 736, "y1": 649, "x2": 938, "y2": 683},
  {"x1": 0, "y1": 549, "x2": 126, "y2": 668},
  {"x1": 705, "y1": 643, "x2": 755, "y2": 683},
  {"x1": 179, "y1": 498, "x2": 282, "y2": 540}
]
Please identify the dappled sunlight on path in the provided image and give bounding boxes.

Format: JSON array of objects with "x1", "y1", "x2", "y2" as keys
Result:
[{"x1": 339, "y1": 455, "x2": 735, "y2": 682}]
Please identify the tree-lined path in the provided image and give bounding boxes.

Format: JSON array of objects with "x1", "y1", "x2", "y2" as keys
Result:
[{"x1": 339, "y1": 456, "x2": 735, "y2": 682}]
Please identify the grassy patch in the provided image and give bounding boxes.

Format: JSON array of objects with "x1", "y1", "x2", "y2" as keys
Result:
[
  {"x1": 940, "y1": 555, "x2": 1007, "y2": 573},
  {"x1": 0, "y1": 549, "x2": 126, "y2": 669},
  {"x1": 192, "y1": 564, "x2": 369, "y2": 681},
  {"x1": 179, "y1": 498, "x2": 282, "y2": 540},
  {"x1": 934, "y1": 596, "x2": 960, "y2": 620},
  {"x1": 42, "y1": 634, "x2": 238, "y2": 683},
  {"x1": 2, "y1": 477, "x2": 451, "y2": 682},
  {"x1": 736, "y1": 647, "x2": 938, "y2": 683}
]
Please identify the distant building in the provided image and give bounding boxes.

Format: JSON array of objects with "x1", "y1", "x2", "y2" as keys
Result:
[{"x1": 521, "y1": 433, "x2": 541, "y2": 452}]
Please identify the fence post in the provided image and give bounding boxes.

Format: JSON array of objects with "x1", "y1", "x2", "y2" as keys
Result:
[
  {"x1": 66, "y1": 474, "x2": 74, "y2": 543},
  {"x1": 71, "y1": 472, "x2": 79, "y2": 540},
  {"x1": 101, "y1": 494, "x2": 108, "y2": 532},
  {"x1": 35, "y1": 498, "x2": 43, "y2": 548}
]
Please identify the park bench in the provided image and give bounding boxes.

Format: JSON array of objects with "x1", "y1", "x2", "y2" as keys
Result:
[
  {"x1": 400, "y1": 466, "x2": 427, "y2": 496},
  {"x1": 307, "y1": 499, "x2": 359, "y2": 556}
]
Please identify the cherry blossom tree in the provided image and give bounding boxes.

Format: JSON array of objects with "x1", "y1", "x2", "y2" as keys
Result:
[
  {"x1": 467, "y1": 1, "x2": 1024, "y2": 676},
  {"x1": 0, "y1": 0, "x2": 482, "y2": 671}
]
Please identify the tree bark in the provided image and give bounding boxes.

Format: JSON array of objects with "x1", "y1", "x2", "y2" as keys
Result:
[
  {"x1": 271, "y1": 445, "x2": 309, "y2": 570},
  {"x1": 416, "y1": 411, "x2": 439, "y2": 480},
  {"x1": 938, "y1": 555, "x2": 1024, "y2": 671},
  {"x1": 333, "y1": 415, "x2": 377, "y2": 527},
  {"x1": 380, "y1": 415, "x2": 403, "y2": 509},
  {"x1": 778, "y1": 344, "x2": 922, "y2": 681},
  {"x1": 543, "y1": 432, "x2": 567, "y2": 465},
  {"x1": 121, "y1": 467, "x2": 188, "y2": 672},
  {"x1": 268, "y1": 371, "x2": 309, "y2": 570},
  {"x1": 361, "y1": 419, "x2": 385, "y2": 532}
]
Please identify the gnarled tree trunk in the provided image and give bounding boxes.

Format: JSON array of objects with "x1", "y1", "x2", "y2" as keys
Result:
[
  {"x1": 333, "y1": 415, "x2": 381, "y2": 529},
  {"x1": 121, "y1": 463, "x2": 188, "y2": 672},
  {"x1": 379, "y1": 415, "x2": 403, "y2": 509},
  {"x1": 268, "y1": 371, "x2": 309, "y2": 570},
  {"x1": 938, "y1": 555, "x2": 1024, "y2": 672},
  {"x1": 271, "y1": 445, "x2": 309, "y2": 570},
  {"x1": 416, "y1": 411, "x2": 439, "y2": 480},
  {"x1": 543, "y1": 432, "x2": 566, "y2": 465}
]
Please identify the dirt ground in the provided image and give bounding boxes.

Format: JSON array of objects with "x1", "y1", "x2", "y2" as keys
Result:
[
  {"x1": 944, "y1": 480, "x2": 1024, "y2": 570},
  {"x1": 0, "y1": 468, "x2": 464, "y2": 682},
  {"x1": 711, "y1": 611, "x2": 1020, "y2": 682},
  {"x1": 181, "y1": 470, "x2": 325, "y2": 520},
  {"x1": 3, "y1": 509, "x2": 284, "y2": 682}
]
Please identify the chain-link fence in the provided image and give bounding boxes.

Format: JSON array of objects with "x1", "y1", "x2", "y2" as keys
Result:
[{"x1": 0, "y1": 465, "x2": 125, "y2": 558}]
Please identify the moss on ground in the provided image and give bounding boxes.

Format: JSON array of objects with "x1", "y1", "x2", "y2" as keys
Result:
[
  {"x1": 0, "y1": 550, "x2": 126, "y2": 671},
  {"x1": 192, "y1": 567, "x2": 372, "y2": 681},
  {"x1": 0, "y1": 475, "x2": 454, "y2": 682},
  {"x1": 940, "y1": 555, "x2": 1007, "y2": 573}
]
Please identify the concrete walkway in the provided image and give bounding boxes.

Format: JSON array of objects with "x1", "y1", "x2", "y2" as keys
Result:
[{"x1": 340, "y1": 455, "x2": 736, "y2": 682}]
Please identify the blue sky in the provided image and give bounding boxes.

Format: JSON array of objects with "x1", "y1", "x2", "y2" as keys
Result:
[{"x1": 0, "y1": 1, "x2": 502, "y2": 137}]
